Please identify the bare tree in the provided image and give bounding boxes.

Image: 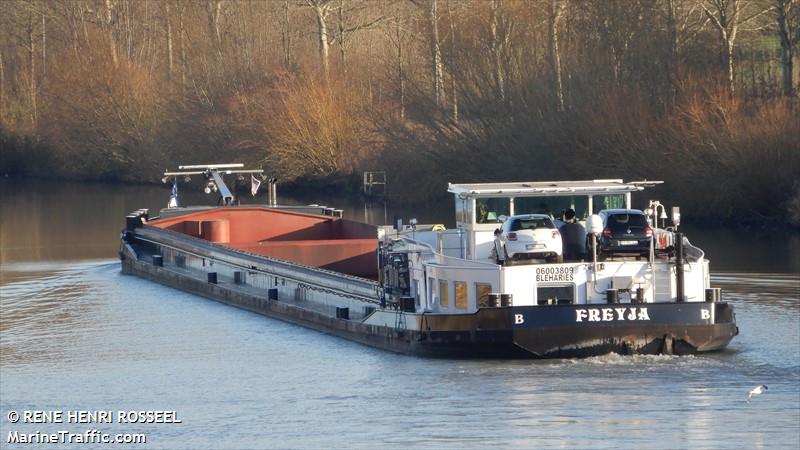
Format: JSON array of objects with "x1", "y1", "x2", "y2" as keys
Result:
[
  {"x1": 331, "y1": 1, "x2": 386, "y2": 76},
  {"x1": 384, "y1": 3, "x2": 410, "y2": 120},
  {"x1": 165, "y1": 2, "x2": 174, "y2": 81},
  {"x1": 697, "y1": 0, "x2": 774, "y2": 93},
  {"x1": 548, "y1": 0, "x2": 566, "y2": 111},
  {"x1": 0, "y1": 47, "x2": 4, "y2": 125},
  {"x1": 104, "y1": 0, "x2": 119, "y2": 67},
  {"x1": 27, "y1": 8, "x2": 37, "y2": 124},
  {"x1": 446, "y1": 0, "x2": 458, "y2": 121},
  {"x1": 179, "y1": 3, "x2": 188, "y2": 91},
  {"x1": 207, "y1": 0, "x2": 223, "y2": 59},
  {"x1": 306, "y1": 0, "x2": 334, "y2": 78},
  {"x1": 282, "y1": 0, "x2": 292, "y2": 68},
  {"x1": 431, "y1": 0, "x2": 444, "y2": 106},
  {"x1": 490, "y1": 0, "x2": 506, "y2": 102},
  {"x1": 774, "y1": 0, "x2": 797, "y2": 96}
]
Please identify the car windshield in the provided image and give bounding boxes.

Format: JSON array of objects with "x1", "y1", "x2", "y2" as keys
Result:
[
  {"x1": 510, "y1": 217, "x2": 555, "y2": 231},
  {"x1": 607, "y1": 213, "x2": 648, "y2": 230}
]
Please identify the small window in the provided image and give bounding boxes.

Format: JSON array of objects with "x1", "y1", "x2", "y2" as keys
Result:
[
  {"x1": 537, "y1": 285, "x2": 575, "y2": 305},
  {"x1": 439, "y1": 280, "x2": 449, "y2": 307},
  {"x1": 476, "y1": 198, "x2": 509, "y2": 224},
  {"x1": 593, "y1": 194, "x2": 625, "y2": 213},
  {"x1": 454, "y1": 281, "x2": 468, "y2": 309},
  {"x1": 476, "y1": 283, "x2": 492, "y2": 308}
]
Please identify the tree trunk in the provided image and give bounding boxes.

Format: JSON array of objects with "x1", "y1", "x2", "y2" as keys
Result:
[
  {"x1": 66, "y1": 2, "x2": 81, "y2": 59},
  {"x1": 396, "y1": 15, "x2": 405, "y2": 120},
  {"x1": 124, "y1": 0, "x2": 132, "y2": 61},
  {"x1": 79, "y1": 2, "x2": 90, "y2": 50},
  {"x1": 166, "y1": 2, "x2": 174, "y2": 81},
  {"x1": 41, "y1": 13, "x2": 46, "y2": 77},
  {"x1": 666, "y1": 0, "x2": 680, "y2": 102},
  {"x1": 179, "y1": 4, "x2": 187, "y2": 93},
  {"x1": 776, "y1": 0, "x2": 795, "y2": 96},
  {"x1": 447, "y1": 0, "x2": 458, "y2": 122},
  {"x1": 105, "y1": 0, "x2": 119, "y2": 67},
  {"x1": 0, "y1": 48, "x2": 5, "y2": 124},
  {"x1": 338, "y1": 0, "x2": 346, "y2": 74},
  {"x1": 28, "y1": 12, "x2": 37, "y2": 124},
  {"x1": 282, "y1": 0, "x2": 292, "y2": 68},
  {"x1": 431, "y1": 0, "x2": 444, "y2": 107},
  {"x1": 701, "y1": 0, "x2": 741, "y2": 94},
  {"x1": 724, "y1": 38, "x2": 735, "y2": 93},
  {"x1": 490, "y1": 0, "x2": 505, "y2": 102},
  {"x1": 548, "y1": 0, "x2": 566, "y2": 111},
  {"x1": 313, "y1": 4, "x2": 331, "y2": 78},
  {"x1": 207, "y1": 0, "x2": 223, "y2": 59}
]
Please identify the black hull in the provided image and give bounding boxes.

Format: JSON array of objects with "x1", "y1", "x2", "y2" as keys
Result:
[{"x1": 120, "y1": 247, "x2": 737, "y2": 359}]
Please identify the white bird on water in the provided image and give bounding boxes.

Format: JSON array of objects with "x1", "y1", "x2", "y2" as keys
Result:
[{"x1": 747, "y1": 384, "x2": 768, "y2": 402}]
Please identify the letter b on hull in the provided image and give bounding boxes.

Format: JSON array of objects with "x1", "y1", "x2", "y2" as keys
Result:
[{"x1": 515, "y1": 314, "x2": 525, "y2": 324}]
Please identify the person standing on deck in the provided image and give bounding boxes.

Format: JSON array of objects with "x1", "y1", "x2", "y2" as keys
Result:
[
  {"x1": 491, "y1": 228, "x2": 507, "y2": 265},
  {"x1": 559, "y1": 209, "x2": 587, "y2": 261}
]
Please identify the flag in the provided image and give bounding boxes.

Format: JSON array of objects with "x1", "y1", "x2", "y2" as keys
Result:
[
  {"x1": 251, "y1": 174, "x2": 261, "y2": 197},
  {"x1": 168, "y1": 178, "x2": 179, "y2": 208}
]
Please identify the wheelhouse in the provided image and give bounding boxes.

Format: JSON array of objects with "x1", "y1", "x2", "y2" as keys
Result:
[{"x1": 446, "y1": 179, "x2": 662, "y2": 261}]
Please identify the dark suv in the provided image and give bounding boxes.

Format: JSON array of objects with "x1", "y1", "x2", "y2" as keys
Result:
[{"x1": 597, "y1": 209, "x2": 652, "y2": 256}]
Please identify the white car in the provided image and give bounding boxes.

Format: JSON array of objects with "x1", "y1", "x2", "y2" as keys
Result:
[{"x1": 501, "y1": 214, "x2": 563, "y2": 262}]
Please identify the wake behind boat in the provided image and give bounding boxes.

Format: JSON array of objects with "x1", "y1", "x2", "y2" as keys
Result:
[{"x1": 119, "y1": 164, "x2": 738, "y2": 358}]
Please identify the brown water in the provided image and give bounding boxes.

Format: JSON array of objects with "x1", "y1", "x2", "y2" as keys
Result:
[{"x1": 1, "y1": 178, "x2": 799, "y2": 449}]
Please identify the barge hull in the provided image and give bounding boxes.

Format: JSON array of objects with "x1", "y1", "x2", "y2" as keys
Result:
[{"x1": 121, "y1": 244, "x2": 737, "y2": 359}]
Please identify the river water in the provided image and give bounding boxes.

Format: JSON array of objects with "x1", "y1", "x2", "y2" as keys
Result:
[{"x1": 1, "y1": 179, "x2": 798, "y2": 449}]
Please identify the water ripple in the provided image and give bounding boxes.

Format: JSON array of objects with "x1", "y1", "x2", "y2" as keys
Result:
[{"x1": 0, "y1": 263, "x2": 798, "y2": 449}]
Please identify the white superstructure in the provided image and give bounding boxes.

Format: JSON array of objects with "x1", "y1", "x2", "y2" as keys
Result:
[{"x1": 381, "y1": 179, "x2": 709, "y2": 316}]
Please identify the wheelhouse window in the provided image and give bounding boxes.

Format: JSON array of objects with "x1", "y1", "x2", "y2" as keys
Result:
[
  {"x1": 439, "y1": 280, "x2": 449, "y2": 307},
  {"x1": 593, "y1": 194, "x2": 625, "y2": 213},
  {"x1": 476, "y1": 198, "x2": 509, "y2": 224},
  {"x1": 454, "y1": 281, "x2": 467, "y2": 309},
  {"x1": 537, "y1": 285, "x2": 575, "y2": 305},
  {"x1": 476, "y1": 283, "x2": 492, "y2": 308},
  {"x1": 515, "y1": 196, "x2": 589, "y2": 220}
]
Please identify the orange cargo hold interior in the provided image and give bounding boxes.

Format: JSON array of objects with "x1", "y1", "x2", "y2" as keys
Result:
[{"x1": 150, "y1": 208, "x2": 379, "y2": 279}]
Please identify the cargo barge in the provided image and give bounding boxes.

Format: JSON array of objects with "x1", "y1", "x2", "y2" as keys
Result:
[{"x1": 119, "y1": 164, "x2": 738, "y2": 358}]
